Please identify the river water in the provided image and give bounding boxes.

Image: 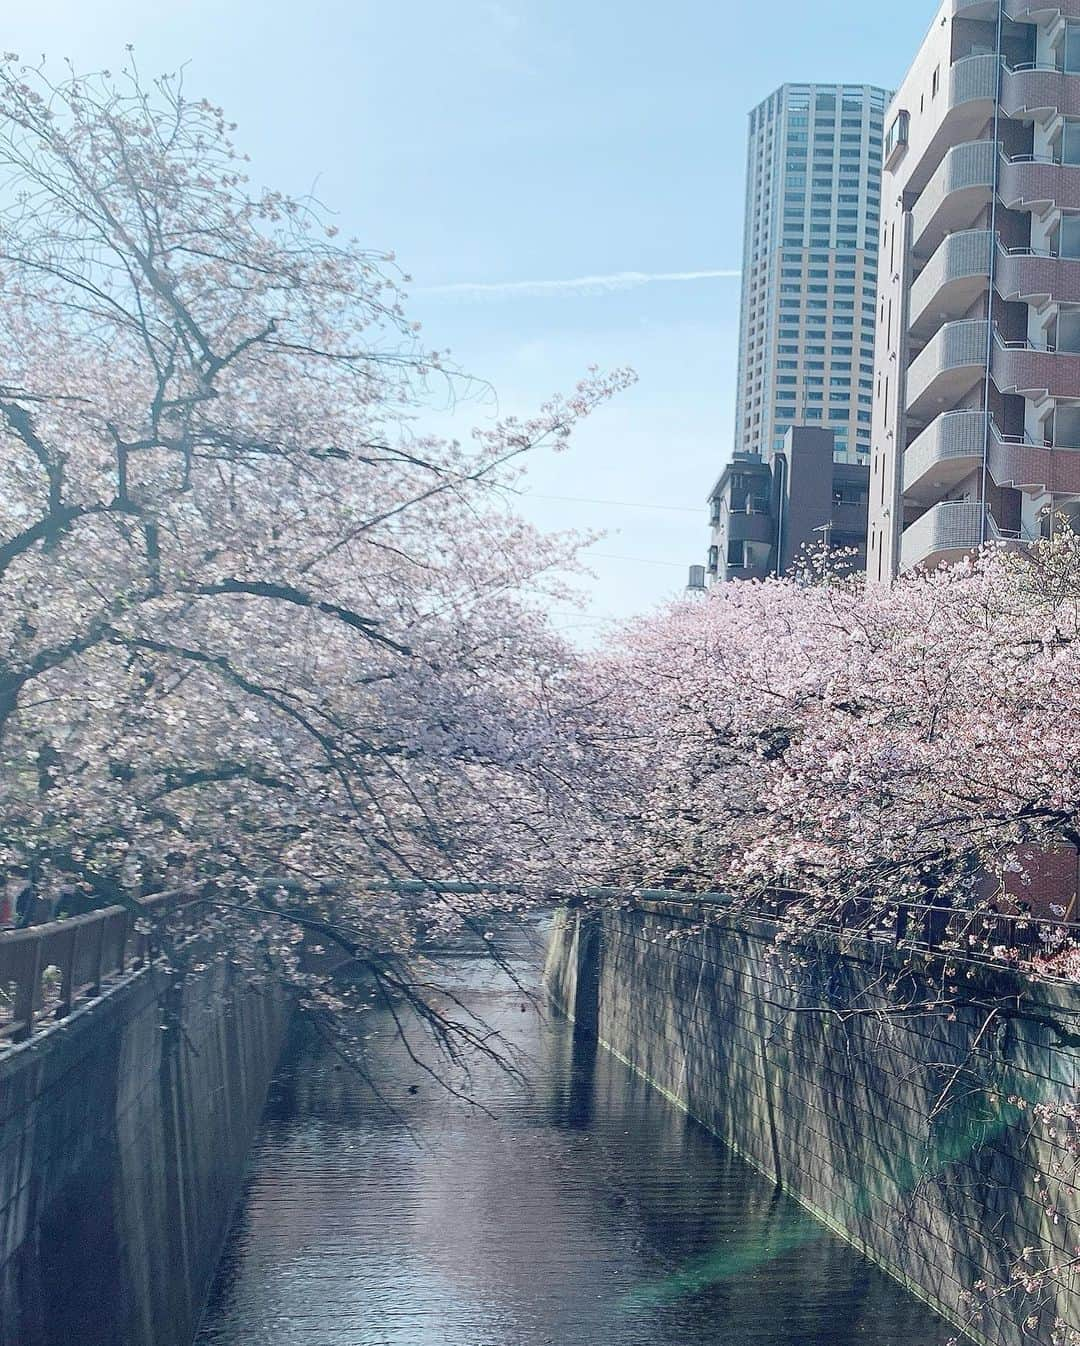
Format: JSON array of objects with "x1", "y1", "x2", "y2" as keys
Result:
[{"x1": 195, "y1": 920, "x2": 957, "y2": 1346}]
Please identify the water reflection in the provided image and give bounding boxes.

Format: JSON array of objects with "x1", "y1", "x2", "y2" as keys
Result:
[{"x1": 196, "y1": 921, "x2": 956, "y2": 1346}]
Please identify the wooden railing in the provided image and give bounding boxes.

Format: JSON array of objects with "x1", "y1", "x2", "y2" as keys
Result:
[{"x1": 0, "y1": 888, "x2": 210, "y2": 1046}]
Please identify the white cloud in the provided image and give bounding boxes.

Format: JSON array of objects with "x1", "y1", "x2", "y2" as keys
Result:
[{"x1": 420, "y1": 269, "x2": 741, "y2": 301}]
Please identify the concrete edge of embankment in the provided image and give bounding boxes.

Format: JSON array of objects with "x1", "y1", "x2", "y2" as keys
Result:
[{"x1": 544, "y1": 902, "x2": 1016, "y2": 1346}]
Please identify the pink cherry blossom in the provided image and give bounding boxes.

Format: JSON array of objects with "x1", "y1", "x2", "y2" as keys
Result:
[{"x1": 0, "y1": 58, "x2": 633, "y2": 1025}]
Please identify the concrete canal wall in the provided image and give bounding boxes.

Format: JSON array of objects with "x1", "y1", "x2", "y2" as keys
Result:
[
  {"x1": 0, "y1": 956, "x2": 287, "y2": 1346},
  {"x1": 546, "y1": 903, "x2": 1080, "y2": 1346}
]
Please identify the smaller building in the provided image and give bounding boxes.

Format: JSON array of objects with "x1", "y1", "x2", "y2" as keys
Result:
[{"x1": 707, "y1": 427, "x2": 869, "y2": 583}]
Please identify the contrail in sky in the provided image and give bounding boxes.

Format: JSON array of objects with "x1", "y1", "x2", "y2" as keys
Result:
[{"x1": 421, "y1": 269, "x2": 741, "y2": 301}]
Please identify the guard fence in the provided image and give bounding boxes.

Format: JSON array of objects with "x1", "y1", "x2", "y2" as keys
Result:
[
  {"x1": 0, "y1": 887, "x2": 210, "y2": 1046},
  {"x1": 2, "y1": 880, "x2": 1078, "y2": 1049}
]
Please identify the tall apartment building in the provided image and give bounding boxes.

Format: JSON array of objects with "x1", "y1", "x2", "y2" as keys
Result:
[
  {"x1": 870, "y1": 0, "x2": 1080, "y2": 581},
  {"x1": 734, "y1": 83, "x2": 891, "y2": 467}
]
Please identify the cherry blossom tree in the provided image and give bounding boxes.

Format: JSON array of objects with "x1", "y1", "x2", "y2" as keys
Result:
[
  {"x1": 575, "y1": 538, "x2": 1080, "y2": 938},
  {"x1": 0, "y1": 54, "x2": 632, "y2": 1059},
  {"x1": 568, "y1": 542, "x2": 1080, "y2": 1344}
]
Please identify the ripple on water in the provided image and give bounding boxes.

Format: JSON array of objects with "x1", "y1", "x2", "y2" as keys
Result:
[{"x1": 196, "y1": 921, "x2": 959, "y2": 1346}]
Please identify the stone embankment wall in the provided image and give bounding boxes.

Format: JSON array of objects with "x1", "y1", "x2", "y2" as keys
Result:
[
  {"x1": 546, "y1": 903, "x2": 1080, "y2": 1346},
  {"x1": 0, "y1": 955, "x2": 287, "y2": 1346}
]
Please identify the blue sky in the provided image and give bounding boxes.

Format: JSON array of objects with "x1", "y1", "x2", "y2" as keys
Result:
[{"x1": 8, "y1": 0, "x2": 937, "y2": 637}]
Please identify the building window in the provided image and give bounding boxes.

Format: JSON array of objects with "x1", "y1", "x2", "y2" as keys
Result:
[
  {"x1": 1054, "y1": 306, "x2": 1080, "y2": 353},
  {"x1": 1067, "y1": 21, "x2": 1080, "y2": 74},
  {"x1": 884, "y1": 110, "x2": 909, "y2": 167},
  {"x1": 1063, "y1": 120, "x2": 1080, "y2": 167},
  {"x1": 727, "y1": 540, "x2": 746, "y2": 569}
]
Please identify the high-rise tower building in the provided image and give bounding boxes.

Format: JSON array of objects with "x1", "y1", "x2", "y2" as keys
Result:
[
  {"x1": 869, "y1": 0, "x2": 1080, "y2": 582},
  {"x1": 734, "y1": 83, "x2": 891, "y2": 468}
]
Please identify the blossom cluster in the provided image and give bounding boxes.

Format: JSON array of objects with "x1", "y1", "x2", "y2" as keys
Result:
[
  {"x1": 0, "y1": 58, "x2": 630, "y2": 974},
  {"x1": 569, "y1": 541, "x2": 1080, "y2": 968}
]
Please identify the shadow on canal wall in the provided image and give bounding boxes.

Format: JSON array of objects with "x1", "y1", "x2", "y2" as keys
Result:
[
  {"x1": 546, "y1": 904, "x2": 1080, "y2": 1346},
  {"x1": 0, "y1": 958, "x2": 287, "y2": 1346}
]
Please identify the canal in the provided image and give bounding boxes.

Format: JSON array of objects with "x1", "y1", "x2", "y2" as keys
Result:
[{"x1": 195, "y1": 920, "x2": 958, "y2": 1346}]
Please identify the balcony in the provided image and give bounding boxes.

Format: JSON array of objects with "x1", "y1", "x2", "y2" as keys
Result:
[
  {"x1": 894, "y1": 57, "x2": 1000, "y2": 196},
  {"x1": 987, "y1": 428, "x2": 1080, "y2": 494},
  {"x1": 996, "y1": 246, "x2": 1080, "y2": 306},
  {"x1": 723, "y1": 504, "x2": 775, "y2": 546},
  {"x1": 949, "y1": 53, "x2": 1000, "y2": 113},
  {"x1": 1003, "y1": 64, "x2": 1080, "y2": 120},
  {"x1": 831, "y1": 501, "x2": 868, "y2": 537},
  {"x1": 911, "y1": 142, "x2": 995, "y2": 257},
  {"x1": 909, "y1": 231, "x2": 992, "y2": 339},
  {"x1": 725, "y1": 563, "x2": 773, "y2": 584},
  {"x1": 992, "y1": 332, "x2": 1080, "y2": 398},
  {"x1": 902, "y1": 410, "x2": 987, "y2": 503},
  {"x1": 957, "y1": 0, "x2": 1080, "y2": 17},
  {"x1": 1005, "y1": 0, "x2": 1080, "y2": 18},
  {"x1": 906, "y1": 234, "x2": 1080, "y2": 337},
  {"x1": 899, "y1": 501, "x2": 987, "y2": 572},
  {"x1": 902, "y1": 408, "x2": 1080, "y2": 500},
  {"x1": 999, "y1": 155, "x2": 1080, "y2": 212},
  {"x1": 905, "y1": 320, "x2": 989, "y2": 419}
]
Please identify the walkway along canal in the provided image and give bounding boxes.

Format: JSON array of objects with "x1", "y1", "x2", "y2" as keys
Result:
[{"x1": 195, "y1": 918, "x2": 958, "y2": 1346}]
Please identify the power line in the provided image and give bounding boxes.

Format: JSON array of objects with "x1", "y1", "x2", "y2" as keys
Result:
[
  {"x1": 589, "y1": 551, "x2": 689, "y2": 569},
  {"x1": 519, "y1": 492, "x2": 702, "y2": 515}
]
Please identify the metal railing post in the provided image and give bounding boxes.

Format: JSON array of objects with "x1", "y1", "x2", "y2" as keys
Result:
[
  {"x1": 12, "y1": 938, "x2": 42, "y2": 1043},
  {"x1": 59, "y1": 925, "x2": 78, "y2": 1018}
]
